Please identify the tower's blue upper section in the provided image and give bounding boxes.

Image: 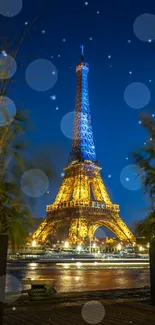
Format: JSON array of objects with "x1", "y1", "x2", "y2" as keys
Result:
[{"x1": 70, "y1": 53, "x2": 97, "y2": 163}]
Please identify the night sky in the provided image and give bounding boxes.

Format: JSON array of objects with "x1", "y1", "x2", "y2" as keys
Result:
[{"x1": 1, "y1": 0, "x2": 155, "y2": 234}]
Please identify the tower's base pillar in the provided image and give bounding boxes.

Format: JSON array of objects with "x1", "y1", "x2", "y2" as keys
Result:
[{"x1": 68, "y1": 218, "x2": 88, "y2": 244}]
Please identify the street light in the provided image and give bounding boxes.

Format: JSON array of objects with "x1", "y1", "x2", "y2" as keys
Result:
[
  {"x1": 32, "y1": 240, "x2": 37, "y2": 247},
  {"x1": 93, "y1": 242, "x2": 96, "y2": 248},
  {"x1": 139, "y1": 245, "x2": 143, "y2": 251},
  {"x1": 64, "y1": 241, "x2": 69, "y2": 249},
  {"x1": 77, "y1": 245, "x2": 82, "y2": 252},
  {"x1": 117, "y1": 243, "x2": 122, "y2": 251}
]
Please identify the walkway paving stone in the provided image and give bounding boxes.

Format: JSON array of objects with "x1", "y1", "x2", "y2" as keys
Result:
[{"x1": 4, "y1": 299, "x2": 155, "y2": 325}]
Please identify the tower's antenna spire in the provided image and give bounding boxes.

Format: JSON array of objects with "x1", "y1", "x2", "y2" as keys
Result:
[{"x1": 80, "y1": 45, "x2": 85, "y2": 61}]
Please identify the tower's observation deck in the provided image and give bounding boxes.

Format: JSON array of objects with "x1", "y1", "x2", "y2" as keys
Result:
[{"x1": 33, "y1": 47, "x2": 135, "y2": 245}]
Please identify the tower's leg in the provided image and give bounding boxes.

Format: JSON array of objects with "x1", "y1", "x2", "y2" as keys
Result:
[
  {"x1": 88, "y1": 225, "x2": 94, "y2": 253},
  {"x1": 68, "y1": 218, "x2": 88, "y2": 245},
  {"x1": 113, "y1": 214, "x2": 135, "y2": 243},
  {"x1": 32, "y1": 219, "x2": 48, "y2": 242},
  {"x1": 32, "y1": 219, "x2": 63, "y2": 244}
]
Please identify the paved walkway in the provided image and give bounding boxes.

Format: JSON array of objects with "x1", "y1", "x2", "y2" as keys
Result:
[{"x1": 4, "y1": 299, "x2": 155, "y2": 325}]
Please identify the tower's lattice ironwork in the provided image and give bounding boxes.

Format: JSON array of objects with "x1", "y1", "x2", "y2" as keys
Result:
[{"x1": 33, "y1": 48, "x2": 135, "y2": 245}]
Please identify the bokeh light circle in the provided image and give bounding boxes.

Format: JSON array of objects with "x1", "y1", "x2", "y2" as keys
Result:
[
  {"x1": 82, "y1": 301, "x2": 105, "y2": 324},
  {"x1": 25, "y1": 59, "x2": 58, "y2": 92},
  {"x1": 0, "y1": 0, "x2": 23, "y2": 17},
  {"x1": 61, "y1": 111, "x2": 74, "y2": 139},
  {"x1": 133, "y1": 14, "x2": 155, "y2": 41},
  {"x1": 21, "y1": 168, "x2": 49, "y2": 198},
  {"x1": 124, "y1": 82, "x2": 150, "y2": 109},
  {"x1": 120, "y1": 164, "x2": 144, "y2": 191},
  {"x1": 0, "y1": 275, "x2": 22, "y2": 304},
  {"x1": 0, "y1": 54, "x2": 17, "y2": 79},
  {"x1": 0, "y1": 96, "x2": 16, "y2": 126}
]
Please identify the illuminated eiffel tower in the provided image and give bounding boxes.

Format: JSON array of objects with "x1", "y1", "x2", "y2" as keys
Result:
[{"x1": 33, "y1": 47, "x2": 135, "y2": 245}]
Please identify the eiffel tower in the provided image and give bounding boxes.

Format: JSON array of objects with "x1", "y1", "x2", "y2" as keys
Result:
[{"x1": 33, "y1": 47, "x2": 135, "y2": 245}]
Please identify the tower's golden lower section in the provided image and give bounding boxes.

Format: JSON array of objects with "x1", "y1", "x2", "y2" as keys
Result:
[{"x1": 33, "y1": 161, "x2": 135, "y2": 244}]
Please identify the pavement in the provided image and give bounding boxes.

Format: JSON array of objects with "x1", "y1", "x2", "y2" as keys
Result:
[
  {"x1": 4, "y1": 288, "x2": 155, "y2": 325},
  {"x1": 4, "y1": 299, "x2": 155, "y2": 325}
]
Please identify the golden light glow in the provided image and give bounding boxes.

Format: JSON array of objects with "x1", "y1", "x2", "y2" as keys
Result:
[
  {"x1": 32, "y1": 161, "x2": 135, "y2": 245},
  {"x1": 117, "y1": 243, "x2": 122, "y2": 251},
  {"x1": 139, "y1": 245, "x2": 143, "y2": 251},
  {"x1": 76, "y1": 262, "x2": 82, "y2": 267},
  {"x1": 31, "y1": 54, "x2": 135, "y2": 247},
  {"x1": 32, "y1": 154, "x2": 135, "y2": 246},
  {"x1": 77, "y1": 245, "x2": 82, "y2": 252},
  {"x1": 64, "y1": 241, "x2": 69, "y2": 249},
  {"x1": 32, "y1": 240, "x2": 37, "y2": 247},
  {"x1": 57, "y1": 262, "x2": 149, "y2": 267}
]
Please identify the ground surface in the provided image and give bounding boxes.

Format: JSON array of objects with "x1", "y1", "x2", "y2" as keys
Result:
[
  {"x1": 4, "y1": 299, "x2": 155, "y2": 325},
  {"x1": 4, "y1": 288, "x2": 155, "y2": 325}
]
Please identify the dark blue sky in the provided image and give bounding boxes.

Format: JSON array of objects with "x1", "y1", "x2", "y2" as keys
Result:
[{"x1": 1, "y1": 0, "x2": 155, "y2": 231}]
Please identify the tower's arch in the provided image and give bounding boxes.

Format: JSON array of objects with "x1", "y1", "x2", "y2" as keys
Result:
[
  {"x1": 33, "y1": 219, "x2": 69, "y2": 244},
  {"x1": 88, "y1": 218, "x2": 132, "y2": 243}
]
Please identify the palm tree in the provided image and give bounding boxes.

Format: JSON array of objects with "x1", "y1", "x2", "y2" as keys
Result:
[
  {"x1": 135, "y1": 211, "x2": 155, "y2": 243},
  {"x1": 134, "y1": 113, "x2": 155, "y2": 239},
  {"x1": 134, "y1": 113, "x2": 155, "y2": 305},
  {"x1": 0, "y1": 108, "x2": 57, "y2": 247},
  {"x1": 0, "y1": 109, "x2": 32, "y2": 325},
  {"x1": 0, "y1": 93, "x2": 57, "y2": 325},
  {"x1": 0, "y1": 109, "x2": 32, "y2": 245},
  {"x1": 0, "y1": 12, "x2": 55, "y2": 323},
  {"x1": 134, "y1": 113, "x2": 155, "y2": 208}
]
